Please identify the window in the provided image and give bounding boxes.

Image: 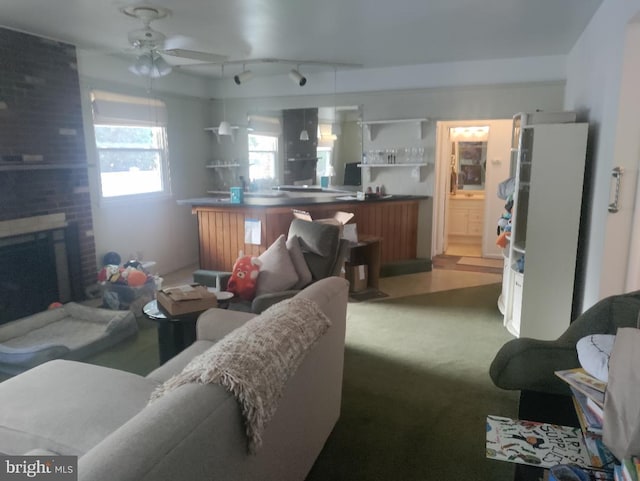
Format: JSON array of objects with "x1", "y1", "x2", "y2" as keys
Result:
[
  {"x1": 248, "y1": 134, "x2": 278, "y2": 184},
  {"x1": 91, "y1": 90, "x2": 170, "y2": 199}
]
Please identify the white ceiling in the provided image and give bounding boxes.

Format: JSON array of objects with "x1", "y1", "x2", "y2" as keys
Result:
[{"x1": 1, "y1": 0, "x2": 602, "y2": 79}]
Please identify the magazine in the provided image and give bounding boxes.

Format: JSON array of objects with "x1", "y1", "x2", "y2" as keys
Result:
[
  {"x1": 486, "y1": 415, "x2": 592, "y2": 469},
  {"x1": 555, "y1": 368, "x2": 606, "y2": 408}
]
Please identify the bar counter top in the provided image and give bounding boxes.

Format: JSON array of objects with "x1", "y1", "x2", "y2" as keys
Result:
[{"x1": 178, "y1": 193, "x2": 429, "y2": 208}]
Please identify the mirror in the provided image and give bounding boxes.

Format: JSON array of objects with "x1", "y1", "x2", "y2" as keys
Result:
[
  {"x1": 246, "y1": 105, "x2": 362, "y2": 190},
  {"x1": 453, "y1": 140, "x2": 486, "y2": 191}
]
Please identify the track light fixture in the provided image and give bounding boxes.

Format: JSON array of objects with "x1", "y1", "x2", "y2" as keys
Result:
[
  {"x1": 289, "y1": 68, "x2": 307, "y2": 87},
  {"x1": 233, "y1": 68, "x2": 254, "y2": 85}
]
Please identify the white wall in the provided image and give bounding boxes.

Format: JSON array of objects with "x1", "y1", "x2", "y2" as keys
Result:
[
  {"x1": 212, "y1": 82, "x2": 565, "y2": 261},
  {"x1": 75, "y1": 50, "x2": 568, "y2": 274},
  {"x1": 564, "y1": 0, "x2": 640, "y2": 310},
  {"x1": 78, "y1": 56, "x2": 211, "y2": 276}
]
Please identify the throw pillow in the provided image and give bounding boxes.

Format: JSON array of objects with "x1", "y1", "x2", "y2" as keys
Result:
[
  {"x1": 576, "y1": 334, "x2": 616, "y2": 383},
  {"x1": 227, "y1": 255, "x2": 262, "y2": 301},
  {"x1": 256, "y1": 235, "x2": 299, "y2": 296},
  {"x1": 286, "y1": 235, "x2": 313, "y2": 289}
]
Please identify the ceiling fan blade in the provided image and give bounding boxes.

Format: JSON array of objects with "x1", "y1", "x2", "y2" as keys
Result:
[{"x1": 160, "y1": 49, "x2": 227, "y2": 63}]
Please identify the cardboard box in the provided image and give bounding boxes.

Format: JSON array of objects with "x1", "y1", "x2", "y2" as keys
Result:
[
  {"x1": 346, "y1": 264, "x2": 368, "y2": 292},
  {"x1": 292, "y1": 210, "x2": 355, "y2": 238},
  {"x1": 157, "y1": 284, "x2": 218, "y2": 316}
]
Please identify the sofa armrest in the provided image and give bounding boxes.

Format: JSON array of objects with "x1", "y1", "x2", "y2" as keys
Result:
[
  {"x1": 195, "y1": 308, "x2": 254, "y2": 342},
  {"x1": 251, "y1": 290, "x2": 300, "y2": 314},
  {"x1": 489, "y1": 338, "x2": 580, "y2": 395}
]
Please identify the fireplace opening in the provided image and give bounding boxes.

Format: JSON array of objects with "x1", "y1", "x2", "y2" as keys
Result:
[{"x1": 0, "y1": 226, "x2": 80, "y2": 325}]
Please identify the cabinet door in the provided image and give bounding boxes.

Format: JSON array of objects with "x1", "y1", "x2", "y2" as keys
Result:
[
  {"x1": 448, "y1": 208, "x2": 469, "y2": 235},
  {"x1": 468, "y1": 207, "x2": 484, "y2": 232}
]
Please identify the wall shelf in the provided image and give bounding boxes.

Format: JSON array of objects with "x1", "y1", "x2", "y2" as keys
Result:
[
  {"x1": 206, "y1": 164, "x2": 240, "y2": 169},
  {"x1": 357, "y1": 163, "x2": 426, "y2": 182},
  {"x1": 358, "y1": 118, "x2": 428, "y2": 141}
]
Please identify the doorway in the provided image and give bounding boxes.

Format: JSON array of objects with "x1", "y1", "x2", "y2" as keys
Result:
[{"x1": 432, "y1": 119, "x2": 513, "y2": 265}]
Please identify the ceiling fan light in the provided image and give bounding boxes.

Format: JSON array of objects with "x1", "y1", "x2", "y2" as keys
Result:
[
  {"x1": 289, "y1": 69, "x2": 307, "y2": 87},
  {"x1": 150, "y1": 54, "x2": 172, "y2": 78},
  {"x1": 218, "y1": 121, "x2": 232, "y2": 136},
  {"x1": 130, "y1": 54, "x2": 153, "y2": 76},
  {"x1": 299, "y1": 129, "x2": 309, "y2": 141},
  {"x1": 233, "y1": 69, "x2": 254, "y2": 85}
]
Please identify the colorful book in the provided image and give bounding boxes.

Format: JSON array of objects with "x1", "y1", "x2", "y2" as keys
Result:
[
  {"x1": 486, "y1": 415, "x2": 592, "y2": 468},
  {"x1": 555, "y1": 368, "x2": 606, "y2": 408},
  {"x1": 583, "y1": 432, "x2": 616, "y2": 469},
  {"x1": 572, "y1": 386, "x2": 604, "y2": 435},
  {"x1": 621, "y1": 458, "x2": 639, "y2": 481},
  {"x1": 587, "y1": 396, "x2": 605, "y2": 423}
]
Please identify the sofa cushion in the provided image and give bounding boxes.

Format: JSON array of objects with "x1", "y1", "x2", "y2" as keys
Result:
[
  {"x1": 286, "y1": 235, "x2": 313, "y2": 289},
  {"x1": 0, "y1": 360, "x2": 157, "y2": 456},
  {"x1": 256, "y1": 235, "x2": 299, "y2": 296}
]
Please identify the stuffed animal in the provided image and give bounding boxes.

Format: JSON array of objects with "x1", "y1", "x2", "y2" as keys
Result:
[{"x1": 227, "y1": 255, "x2": 262, "y2": 301}]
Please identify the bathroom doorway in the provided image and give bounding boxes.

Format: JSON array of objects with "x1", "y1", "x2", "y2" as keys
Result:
[{"x1": 432, "y1": 119, "x2": 513, "y2": 262}]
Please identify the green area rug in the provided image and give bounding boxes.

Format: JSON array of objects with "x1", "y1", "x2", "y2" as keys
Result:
[{"x1": 306, "y1": 283, "x2": 518, "y2": 481}]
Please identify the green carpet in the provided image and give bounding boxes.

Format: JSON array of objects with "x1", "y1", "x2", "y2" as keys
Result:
[
  {"x1": 306, "y1": 283, "x2": 518, "y2": 481},
  {"x1": 2, "y1": 283, "x2": 518, "y2": 480}
]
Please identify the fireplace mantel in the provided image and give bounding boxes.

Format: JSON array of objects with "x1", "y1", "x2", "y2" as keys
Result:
[{"x1": 0, "y1": 214, "x2": 68, "y2": 240}]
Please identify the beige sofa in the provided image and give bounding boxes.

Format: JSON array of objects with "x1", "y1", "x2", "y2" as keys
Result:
[{"x1": 0, "y1": 277, "x2": 349, "y2": 481}]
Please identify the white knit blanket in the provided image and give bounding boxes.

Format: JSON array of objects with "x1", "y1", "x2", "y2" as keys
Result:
[{"x1": 149, "y1": 297, "x2": 331, "y2": 453}]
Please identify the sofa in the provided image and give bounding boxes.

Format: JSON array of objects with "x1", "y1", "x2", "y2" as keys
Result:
[
  {"x1": 0, "y1": 302, "x2": 138, "y2": 375},
  {"x1": 0, "y1": 277, "x2": 349, "y2": 481},
  {"x1": 490, "y1": 289, "x2": 640, "y2": 395}
]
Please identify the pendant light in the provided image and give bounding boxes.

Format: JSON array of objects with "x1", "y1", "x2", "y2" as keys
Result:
[
  {"x1": 218, "y1": 65, "x2": 232, "y2": 136},
  {"x1": 299, "y1": 108, "x2": 309, "y2": 141}
]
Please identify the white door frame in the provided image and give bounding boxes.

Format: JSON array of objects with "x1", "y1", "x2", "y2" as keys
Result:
[{"x1": 432, "y1": 119, "x2": 509, "y2": 259}]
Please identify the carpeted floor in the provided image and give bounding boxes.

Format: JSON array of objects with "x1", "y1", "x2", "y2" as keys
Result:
[
  {"x1": 306, "y1": 282, "x2": 518, "y2": 481},
  {"x1": 1, "y1": 282, "x2": 518, "y2": 480}
]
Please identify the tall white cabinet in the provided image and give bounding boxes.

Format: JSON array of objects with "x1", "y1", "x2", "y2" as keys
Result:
[{"x1": 503, "y1": 116, "x2": 588, "y2": 340}]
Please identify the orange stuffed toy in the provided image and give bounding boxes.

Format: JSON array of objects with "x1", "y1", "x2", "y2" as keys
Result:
[{"x1": 227, "y1": 255, "x2": 262, "y2": 301}]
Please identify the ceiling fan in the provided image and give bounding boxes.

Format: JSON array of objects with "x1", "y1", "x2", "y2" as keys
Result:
[{"x1": 120, "y1": 4, "x2": 228, "y2": 77}]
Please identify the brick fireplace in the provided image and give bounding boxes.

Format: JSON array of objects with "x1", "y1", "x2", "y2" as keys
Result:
[{"x1": 0, "y1": 27, "x2": 97, "y2": 297}]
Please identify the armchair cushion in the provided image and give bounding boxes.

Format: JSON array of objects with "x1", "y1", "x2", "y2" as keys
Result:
[
  {"x1": 256, "y1": 235, "x2": 299, "y2": 297},
  {"x1": 288, "y1": 218, "x2": 339, "y2": 259},
  {"x1": 286, "y1": 235, "x2": 313, "y2": 289}
]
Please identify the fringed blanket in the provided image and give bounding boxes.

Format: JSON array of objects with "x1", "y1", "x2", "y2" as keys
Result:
[{"x1": 149, "y1": 297, "x2": 331, "y2": 453}]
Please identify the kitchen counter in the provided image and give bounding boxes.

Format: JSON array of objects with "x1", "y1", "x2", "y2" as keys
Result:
[
  {"x1": 183, "y1": 193, "x2": 429, "y2": 272},
  {"x1": 178, "y1": 193, "x2": 427, "y2": 208}
]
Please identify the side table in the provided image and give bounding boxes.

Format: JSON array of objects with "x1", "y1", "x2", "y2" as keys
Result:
[{"x1": 143, "y1": 299, "x2": 206, "y2": 364}]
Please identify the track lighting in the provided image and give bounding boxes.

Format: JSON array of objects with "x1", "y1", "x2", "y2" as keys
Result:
[
  {"x1": 289, "y1": 68, "x2": 307, "y2": 87},
  {"x1": 233, "y1": 69, "x2": 254, "y2": 85}
]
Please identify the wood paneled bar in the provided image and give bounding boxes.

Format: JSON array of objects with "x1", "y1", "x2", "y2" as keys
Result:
[{"x1": 181, "y1": 195, "x2": 427, "y2": 272}]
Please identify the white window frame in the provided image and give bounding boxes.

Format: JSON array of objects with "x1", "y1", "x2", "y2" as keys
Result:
[
  {"x1": 90, "y1": 90, "x2": 171, "y2": 202},
  {"x1": 248, "y1": 133, "x2": 279, "y2": 184}
]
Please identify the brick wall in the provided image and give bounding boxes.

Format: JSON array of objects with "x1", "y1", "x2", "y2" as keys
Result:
[{"x1": 0, "y1": 27, "x2": 97, "y2": 290}]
